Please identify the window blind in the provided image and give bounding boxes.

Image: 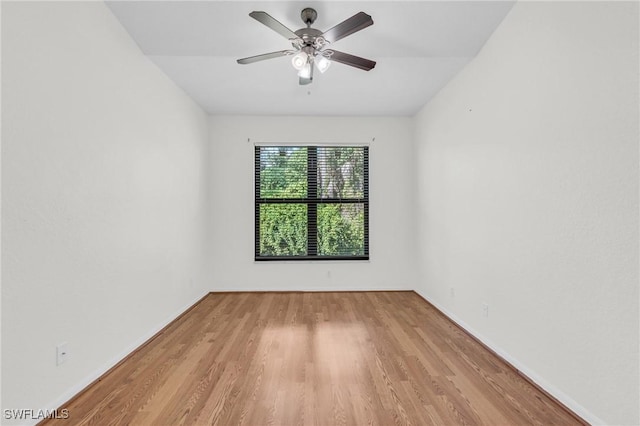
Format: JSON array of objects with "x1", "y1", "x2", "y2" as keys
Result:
[{"x1": 255, "y1": 145, "x2": 369, "y2": 260}]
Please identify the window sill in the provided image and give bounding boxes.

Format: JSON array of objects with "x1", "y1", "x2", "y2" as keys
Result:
[{"x1": 254, "y1": 258, "x2": 370, "y2": 264}]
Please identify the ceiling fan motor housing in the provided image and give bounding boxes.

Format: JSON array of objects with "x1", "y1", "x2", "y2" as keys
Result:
[{"x1": 294, "y1": 28, "x2": 323, "y2": 47}]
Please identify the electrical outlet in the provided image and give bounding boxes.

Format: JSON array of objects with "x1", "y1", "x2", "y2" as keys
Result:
[
  {"x1": 450, "y1": 287, "x2": 455, "y2": 298},
  {"x1": 482, "y1": 303, "x2": 489, "y2": 318},
  {"x1": 56, "y1": 342, "x2": 69, "y2": 366}
]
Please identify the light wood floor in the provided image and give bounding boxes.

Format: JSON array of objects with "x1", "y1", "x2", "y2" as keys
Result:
[{"x1": 43, "y1": 292, "x2": 584, "y2": 425}]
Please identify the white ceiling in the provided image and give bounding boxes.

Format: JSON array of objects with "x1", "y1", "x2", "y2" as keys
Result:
[{"x1": 106, "y1": 1, "x2": 515, "y2": 116}]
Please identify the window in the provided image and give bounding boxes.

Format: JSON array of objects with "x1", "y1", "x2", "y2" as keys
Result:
[{"x1": 255, "y1": 145, "x2": 369, "y2": 260}]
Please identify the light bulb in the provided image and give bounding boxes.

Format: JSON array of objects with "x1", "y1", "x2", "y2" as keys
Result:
[
  {"x1": 291, "y1": 52, "x2": 308, "y2": 70},
  {"x1": 297, "y1": 63, "x2": 312, "y2": 79},
  {"x1": 316, "y1": 55, "x2": 331, "y2": 73}
]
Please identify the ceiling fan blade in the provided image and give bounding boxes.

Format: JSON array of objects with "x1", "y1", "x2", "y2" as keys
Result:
[
  {"x1": 237, "y1": 50, "x2": 291, "y2": 65},
  {"x1": 322, "y1": 12, "x2": 373, "y2": 44},
  {"x1": 328, "y1": 50, "x2": 376, "y2": 71},
  {"x1": 249, "y1": 11, "x2": 299, "y2": 40}
]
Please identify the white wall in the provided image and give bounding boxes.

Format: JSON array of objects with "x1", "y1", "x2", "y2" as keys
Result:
[
  {"x1": 208, "y1": 116, "x2": 416, "y2": 291},
  {"x1": 413, "y1": 2, "x2": 638, "y2": 425},
  {"x1": 2, "y1": 1, "x2": 637, "y2": 424},
  {"x1": 1, "y1": 2, "x2": 210, "y2": 423}
]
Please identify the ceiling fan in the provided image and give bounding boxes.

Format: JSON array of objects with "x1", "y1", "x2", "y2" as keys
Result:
[{"x1": 237, "y1": 8, "x2": 376, "y2": 85}]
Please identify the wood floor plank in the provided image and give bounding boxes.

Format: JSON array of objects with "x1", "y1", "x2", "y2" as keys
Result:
[{"x1": 41, "y1": 292, "x2": 585, "y2": 426}]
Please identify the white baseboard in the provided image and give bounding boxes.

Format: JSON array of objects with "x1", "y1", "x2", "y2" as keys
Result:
[
  {"x1": 413, "y1": 289, "x2": 604, "y2": 426},
  {"x1": 35, "y1": 291, "x2": 209, "y2": 426},
  {"x1": 210, "y1": 286, "x2": 414, "y2": 292}
]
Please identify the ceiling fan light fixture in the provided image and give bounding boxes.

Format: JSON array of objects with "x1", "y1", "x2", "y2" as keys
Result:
[
  {"x1": 297, "y1": 62, "x2": 312, "y2": 79},
  {"x1": 291, "y1": 51, "x2": 309, "y2": 70},
  {"x1": 315, "y1": 55, "x2": 331, "y2": 73}
]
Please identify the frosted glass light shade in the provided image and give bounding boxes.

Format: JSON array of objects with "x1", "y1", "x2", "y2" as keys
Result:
[
  {"x1": 297, "y1": 63, "x2": 312, "y2": 79},
  {"x1": 291, "y1": 52, "x2": 308, "y2": 70},
  {"x1": 316, "y1": 56, "x2": 331, "y2": 73}
]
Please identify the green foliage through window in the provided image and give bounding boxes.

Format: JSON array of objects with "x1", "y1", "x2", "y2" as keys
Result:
[
  {"x1": 318, "y1": 204, "x2": 365, "y2": 256},
  {"x1": 255, "y1": 145, "x2": 369, "y2": 260},
  {"x1": 259, "y1": 204, "x2": 307, "y2": 256}
]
